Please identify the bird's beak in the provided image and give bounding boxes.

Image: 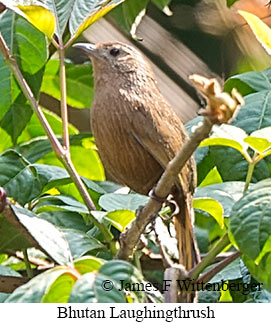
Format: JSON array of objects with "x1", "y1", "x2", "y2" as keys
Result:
[{"x1": 72, "y1": 42, "x2": 98, "y2": 57}]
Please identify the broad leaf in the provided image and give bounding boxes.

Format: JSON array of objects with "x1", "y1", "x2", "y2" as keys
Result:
[
  {"x1": 193, "y1": 198, "x2": 224, "y2": 229},
  {"x1": 11, "y1": 205, "x2": 73, "y2": 265},
  {"x1": 41, "y1": 59, "x2": 94, "y2": 109},
  {"x1": 5, "y1": 267, "x2": 68, "y2": 302},
  {"x1": 1, "y1": 0, "x2": 55, "y2": 38},
  {"x1": 230, "y1": 178, "x2": 271, "y2": 261},
  {"x1": 238, "y1": 10, "x2": 271, "y2": 55},
  {"x1": 104, "y1": 209, "x2": 135, "y2": 232},
  {"x1": 0, "y1": 10, "x2": 48, "y2": 143},
  {"x1": 99, "y1": 193, "x2": 149, "y2": 211}
]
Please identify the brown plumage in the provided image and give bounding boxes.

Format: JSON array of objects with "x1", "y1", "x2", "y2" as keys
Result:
[{"x1": 74, "y1": 41, "x2": 200, "y2": 276}]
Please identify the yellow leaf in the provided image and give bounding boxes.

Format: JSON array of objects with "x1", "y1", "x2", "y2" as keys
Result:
[
  {"x1": 17, "y1": 5, "x2": 55, "y2": 39},
  {"x1": 73, "y1": 4, "x2": 116, "y2": 39},
  {"x1": 238, "y1": 10, "x2": 271, "y2": 55}
]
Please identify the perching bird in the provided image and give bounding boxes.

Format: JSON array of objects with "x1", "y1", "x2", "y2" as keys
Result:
[{"x1": 73, "y1": 41, "x2": 200, "y2": 273}]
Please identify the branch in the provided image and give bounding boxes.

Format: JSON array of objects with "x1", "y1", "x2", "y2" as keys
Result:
[
  {"x1": 197, "y1": 251, "x2": 241, "y2": 284},
  {"x1": 116, "y1": 117, "x2": 213, "y2": 260},
  {"x1": 116, "y1": 75, "x2": 244, "y2": 261},
  {"x1": 189, "y1": 233, "x2": 231, "y2": 280},
  {"x1": 58, "y1": 43, "x2": 70, "y2": 151}
]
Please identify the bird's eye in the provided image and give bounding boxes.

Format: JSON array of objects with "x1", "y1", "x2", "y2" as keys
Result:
[{"x1": 109, "y1": 48, "x2": 120, "y2": 57}]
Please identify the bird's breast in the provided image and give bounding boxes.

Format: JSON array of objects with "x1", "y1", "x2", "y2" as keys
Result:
[{"x1": 90, "y1": 88, "x2": 163, "y2": 194}]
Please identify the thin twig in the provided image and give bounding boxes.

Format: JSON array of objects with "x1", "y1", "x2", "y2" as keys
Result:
[
  {"x1": 59, "y1": 44, "x2": 70, "y2": 151},
  {"x1": 189, "y1": 233, "x2": 230, "y2": 280},
  {"x1": 197, "y1": 251, "x2": 241, "y2": 284}
]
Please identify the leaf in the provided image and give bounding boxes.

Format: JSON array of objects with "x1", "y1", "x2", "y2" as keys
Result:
[
  {"x1": 1, "y1": 0, "x2": 55, "y2": 38},
  {"x1": 74, "y1": 256, "x2": 105, "y2": 274},
  {"x1": 41, "y1": 60, "x2": 94, "y2": 109},
  {"x1": 110, "y1": 0, "x2": 148, "y2": 38},
  {"x1": 69, "y1": 0, "x2": 125, "y2": 40},
  {"x1": 0, "y1": 150, "x2": 43, "y2": 205},
  {"x1": 42, "y1": 272, "x2": 77, "y2": 302},
  {"x1": 63, "y1": 228, "x2": 105, "y2": 259},
  {"x1": 5, "y1": 267, "x2": 68, "y2": 302},
  {"x1": 224, "y1": 69, "x2": 271, "y2": 95},
  {"x1": 20, "y1": 108, "x2": 78, "y2": 141},
  {"x1": 205, "y1": 259, "x2": 242, "y2": 283},
  {"x1": 70, "y1": 145, "x2": 105, "y2": 181},
  {"x1": 104, "y1": 209, "x2": 135, "y2": 232},
  {"x1": 229, "y1": 178, "x2": 271, "y2": 261},
  {"x1": 193, "y1": 198, "x2": 224, "y2": 229},
  {"x1": 200, "y1": 124, "x2": 250, "y2": 161},
  {"x1": 0, "y1": 11, "x2": 48, "y2": 143},
  {"x1": 238, "y1": 10, "x2": 271, "y2": 55},
  {"x1": 0, "y1": 128, "x2": 12, "y2": 154},
  {"x1": 243, "y1": 254, "x2": 271, "y2": 291},
  {"x1": 12, "y1": 205, "x2": 73, "y2": 265},
  {"x1": 1, "y1": 101, "x2": 33, "y2": 144},
  {"x1": 195, "y1": 181, "x2": 246, "y2": 218},
  {"x1": 98, "y1": 260, "x2": 145, "y2": 302},
  {"x1": 244, "y1": 137, "x2": 271, "y2": 155},
  {"x1": 199, "y1": 167, "x2": 223, "y2": 187},
  {"x1": 99, "y1": 193, "x2": 149, "y2": 211}
]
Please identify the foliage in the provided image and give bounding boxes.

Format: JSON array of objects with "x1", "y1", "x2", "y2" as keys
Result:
[{"x1": 0, "y1": 0, "x2": 270, "y2": 304}]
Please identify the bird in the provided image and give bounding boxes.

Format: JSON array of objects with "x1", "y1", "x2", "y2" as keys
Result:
[{"x1": 73, "y1": 41, "x2": 200, "y2": 277}]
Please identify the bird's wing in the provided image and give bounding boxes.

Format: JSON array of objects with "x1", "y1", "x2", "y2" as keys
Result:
[{"x1": 130, "y1": 99, "x2": 193, "y2": 193}]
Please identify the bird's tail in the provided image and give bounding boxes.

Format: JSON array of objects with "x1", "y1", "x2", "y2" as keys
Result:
[{"x1": 174, "y1": 192, "x2": 200, "y2": 302}]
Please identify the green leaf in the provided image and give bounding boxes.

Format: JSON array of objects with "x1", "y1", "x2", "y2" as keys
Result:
[
  {"x1": 232, "y1": 91, "x2": 271, "y2": 134},
  {"x1": 210, "y1": 146, "x2": 270, "y2": 182},
  {"x1": 1, "y1": 0, "x2": 56, "y2": 38},
  {"x1": 200, "y1": 124, "x2": 249, "y2": 161},
  {"x1": 42, "y1": 272, "x2": 76, "y2": 302},
  {"x1": 70, "y1": 145, "x2": 104, "y2": 181},
  {"x1": 0, "y1": 150, "x2": 43, "y2": 205},
  {"x1": 69, "y1": 272, "x2": 126, "y2": 302},
  {"x1": 0, "y1": 11, "x2": 48, "y2": 143},
  {"x1": 195, "y1": 181, "x2": 246, "y2": 218},
  {"x1": 110, "y1": 0, "x2": 148, "y2": 37},
  {"x1": 199, "y1": 167, "x2": 223, "y2": 187},
  {"x1": 193, "y1": 198, "x2": 224, "y2": 229},
  {"x1": 225, "y1": 69, "x2": 271, "y2": 95},
  {"x1": 74, "y1": 256, "x2": 105, "y2": 274},
  {"x1": 34, "y1": 195, "x2": 88, "y2": 214},
  {"x1": 69, "y1": 0, "x2": 125, "y2": 40},
  {"x1": 0, "y1": 128, "x2": 12, "y2": 154},
  {"x1": 104, "y1": 209, "x2": 135, "y2": 232},
  {"x1": 229, "y1": 178, "x2": 271, "y2": 261},
  {"x1": 99, "y1": 193, "x2": 149, "y2": 211},
  {"x1": 98, "y1": 260, "x2": 145, "y2": 302},
  {"x1": 1, "y1": 101, "x2": 33, "y2": 144},
  {"x1": 243, "y1": 254, "x2": 271, "y2": 291},
  {"x1": 41, "y1": 60, "x2": 94, "y2": 108},
  {"x1": 245, "y1": 127, "x2": 271, "y2": 157},
  {"x1": 11, "y1": 205, "x2": 73, "y2": 265},
  {"x1": 203, "y1": 259, "x2": 242, "y2": 284},
  {"x1": 5, "y1": 267, "x2": 68, "y2": 302},
  {"x1": 0, "y1": 214, "x2": 32, "y2": 253},
  {"x1": 18, "y1": 108, "x2": 78, "y2": 143},
  {"x1": 63, "y1": 228, "x2": 105, "y2": 259},
  {"x1": 244, "y1": 137, "x2": 271, "y2": 155}
]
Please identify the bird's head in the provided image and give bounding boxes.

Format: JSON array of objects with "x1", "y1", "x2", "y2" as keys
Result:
[{"x1": 73, "y1": 41, "x2": 152, "y2": 74}]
